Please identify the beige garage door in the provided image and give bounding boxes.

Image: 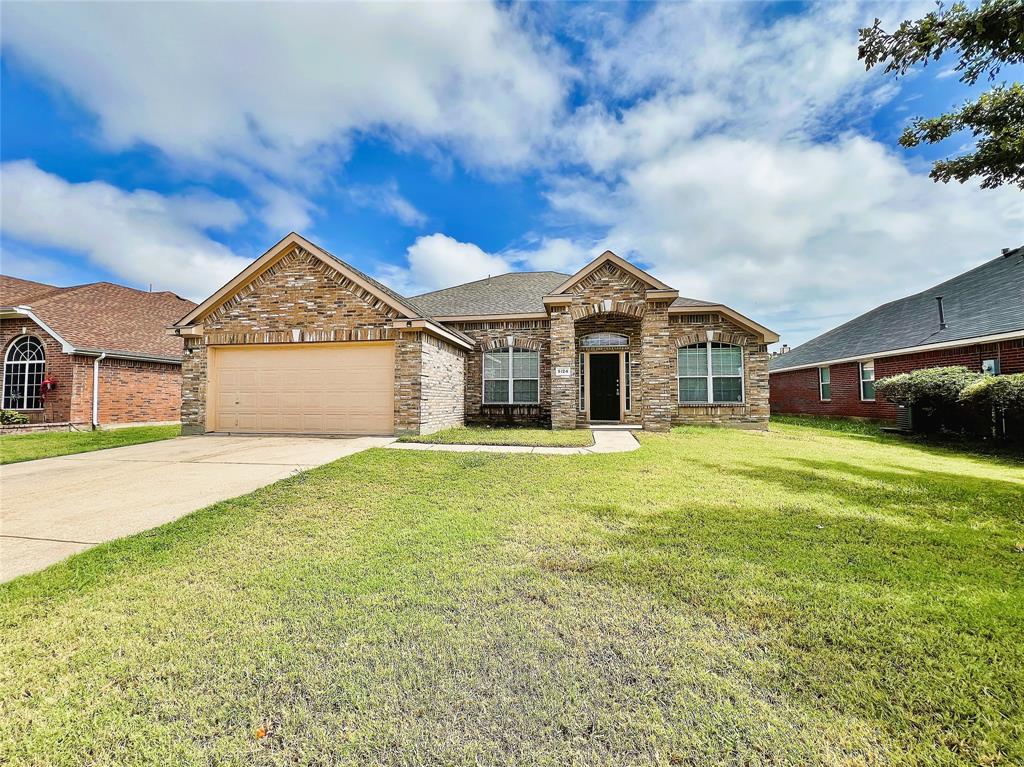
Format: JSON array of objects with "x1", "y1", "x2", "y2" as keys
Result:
[{"x1": 210, "y1": 342, "x2": 394, "y2": 435}]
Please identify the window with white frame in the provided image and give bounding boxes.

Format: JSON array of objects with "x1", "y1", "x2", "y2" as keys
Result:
[
  {"x1": 859, "y1": 360, "x2": 875, "y2": 401},
  {"x1": 484, "y1": 348, "x2": 539, "y2": 404},
  {"x1": 677, "y1": 342, "x2": 743, "y2": 403},
  {"x1": 819, "y1": 366, "x2": 831, "y2": 401},
  {"x1": 3, "y1": 336, "x2": 46, "y2": 410}
]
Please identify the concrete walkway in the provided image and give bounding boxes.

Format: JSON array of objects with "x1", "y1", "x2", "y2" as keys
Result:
[
  {"x1": 0, "y1": 435, "x2": 391, "y2": 582},
  {"x1": 385, "y1": 428, "x2": 640, "y2": 455}
]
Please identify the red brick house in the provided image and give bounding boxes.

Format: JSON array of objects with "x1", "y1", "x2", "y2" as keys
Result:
[
  {"x1": 1, "y1": 275, "x2": 196, "y2": 427},
  {"x1": 770, "y1": 246, "x2": 1024, "y2": 421},
  {"x1": 171, "y1": 233, "x2": 777, "y2": 436}
]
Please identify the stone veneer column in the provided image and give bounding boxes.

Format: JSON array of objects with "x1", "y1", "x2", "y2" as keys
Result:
[
  {"x1": 180, "y1": 338, "x2": 208, "y2": 435},
  {"x1": 640, "y1": 301, "x2": 673, "y2": 431},
  {"x1": 548, "y1": 306, "x2": 577, "y2": 430},
  {"x1": 393, "y1": 331, "x2": 423, "y2": 436}
]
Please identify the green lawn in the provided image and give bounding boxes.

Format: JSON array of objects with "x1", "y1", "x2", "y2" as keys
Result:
[
  {"x1": 398, "y1": 425, "x2": 595, "y2": 447},
  {"x1": 1, "y1": 421, "x2": 1022, "y2": 765},
  {"x1": 0, "y1": 424, "x2": 180, "y2": 465}
]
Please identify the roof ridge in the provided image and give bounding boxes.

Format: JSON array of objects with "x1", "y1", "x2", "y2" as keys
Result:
[{"x1": 412, "y1": 270, "x2": 571, "y2": 298}]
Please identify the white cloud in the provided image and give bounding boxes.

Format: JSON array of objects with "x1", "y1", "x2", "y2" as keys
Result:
[
  {"x1": 1, "y1": 1, "x2": 566, "y2": 231},
  {"x1": 544, "y1": 0, "x2": 1023, "y2": 347},
  {"x1": 380, "y1": 234, "x2": 513, "y2": 296},
  {"x1": 380, "y1": 234, "x2": 598, "y2": 296},
  {"x1": 550, "y1": 135, "x2": 1024, "y2": 346},
  {"x1": 347, "y1": 182, "x2": 427, "y2": 227},
  {"x1": 0, "y1": 161, "x2": 250, "y2": 299}
]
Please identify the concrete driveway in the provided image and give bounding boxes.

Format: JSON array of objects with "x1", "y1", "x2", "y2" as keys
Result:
[{"x1": 0, "y1": 435, "x2": 392, "y2": 582}]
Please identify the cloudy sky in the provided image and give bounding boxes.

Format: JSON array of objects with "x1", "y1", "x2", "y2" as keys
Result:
[{"x1": 1, "y1": 1, "x2": 1021, "y2": 348}]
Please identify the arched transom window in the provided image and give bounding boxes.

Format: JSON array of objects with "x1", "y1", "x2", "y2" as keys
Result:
[
  {"x1": 483, "y1": 348, "x2": 539, "y2": 404},
  {"x1": 3, "y1": 336, "x2": 46, "y2": 410},
  {"x1": 677, "y1": 342, "x2": 743, "y2": 404},
  {"x1": 580, "y1": 332, "x2": 629, "y2": 348}
]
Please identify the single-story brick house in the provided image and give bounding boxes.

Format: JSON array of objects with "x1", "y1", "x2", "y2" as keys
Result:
[
  {"x1": 171, "y1": 233, "x2": 777, "y2": 436},
  {"x1": 1, "y1": 275, "x2": 196, "y2": 427},
  {"x1": 770, "y1": 246, "x2": 1024, "y2": 420}
]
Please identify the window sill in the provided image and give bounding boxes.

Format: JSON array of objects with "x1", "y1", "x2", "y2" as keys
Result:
[{"x1": 678, "y1": 402, "x2": 746, "y2": 407}]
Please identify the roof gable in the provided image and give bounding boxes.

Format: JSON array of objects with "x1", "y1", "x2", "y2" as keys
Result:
[
  {"x1": 549, "y1": 251, "x2": 673, "y2": 295},
  {"x1": 175, "y1": 232, "x2": 423, "y2": 327}
]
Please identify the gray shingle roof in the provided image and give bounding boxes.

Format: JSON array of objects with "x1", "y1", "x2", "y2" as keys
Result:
[
  {"x1": 412, "y1": 271, "x2": 570, "y2": 316},
  {"x1": 770, "y1": 247, "x2": 1024, "y2": 371},
  {"x1": 671, "y1": 296, "x2": 718, "y2": 308}
]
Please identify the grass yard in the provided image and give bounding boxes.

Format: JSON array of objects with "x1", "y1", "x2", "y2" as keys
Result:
[
  {"x1": 0, "y1": 424, "x2": 180, "y2": 465},
  {"x1": 398, "y1": 425, "x2": 595, "y2": 447},
  {"x1": 1, "y1": 421, "x2": 1022, "y2": 765}
]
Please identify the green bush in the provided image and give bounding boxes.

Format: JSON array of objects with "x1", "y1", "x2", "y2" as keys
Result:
[
  {"x1": 0, "y1": 409, "x2": 30, "y2": 425},
  {"x1": 875, "y1": 366, "x2": 984, "y2": 408},
  {"x1": 959, "y1": 372, "x2": 1024, "y2": 412}
]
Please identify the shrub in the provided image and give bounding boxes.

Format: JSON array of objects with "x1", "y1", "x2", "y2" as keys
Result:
[
  {"x1": 875, "y1": 366, "x2": 984, "y2": 408},
  {"x1": 959, "y1": 373, "x2": 1024, "y2": 412},
  {"x1": 0, "y1": 409, "x2": 29, "y2": 425}
]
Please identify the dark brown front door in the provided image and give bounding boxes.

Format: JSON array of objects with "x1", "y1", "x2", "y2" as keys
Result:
[{"x1": 589, "y1": 354, "x2": 620, "y2": 421}]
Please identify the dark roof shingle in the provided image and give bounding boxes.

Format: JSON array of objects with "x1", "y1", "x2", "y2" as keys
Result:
[
  {"x1": 770, "y1": 247, "x2": 1024, "y2": 371},
  {"x1": 412, "y1": 271, "x2": 570, "y2": 316}
]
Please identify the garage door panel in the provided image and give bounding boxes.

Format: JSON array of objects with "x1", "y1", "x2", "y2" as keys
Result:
[{"x1": 211, "y1": 343, "x2": 394, "y2": 435}]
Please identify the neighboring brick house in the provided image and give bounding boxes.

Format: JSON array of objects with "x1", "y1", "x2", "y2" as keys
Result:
[
  {"x1": 171, "y1": 233, "x2": 777, "y2": 436},
  {"x1": 1, "y1": 275, "x2": 196, "y2": 427},
  {"x1": 770, "y1": 246, "x2": 1024, "y2": 421}
]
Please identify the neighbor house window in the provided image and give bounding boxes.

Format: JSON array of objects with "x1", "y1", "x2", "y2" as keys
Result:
[
  {"x1": 3, "y1": 335, "x2": 46, "y2": 410},
  {"x1": 859, "y1": 360, "x2": 875, "y2": 401},
  {"x1": 484, "y1": 348, "x2": 539, "y2": 404},
  {"x1": 677, "y1": 342, "x2": 743, "y2": 404},
  {"x1": 819, "y1": 366, "x2": 831, "y2": 401}
]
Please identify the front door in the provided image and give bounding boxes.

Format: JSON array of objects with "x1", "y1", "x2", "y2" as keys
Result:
[{"x1": 589, "y1": 353, "x2": 620, "y2": 421}]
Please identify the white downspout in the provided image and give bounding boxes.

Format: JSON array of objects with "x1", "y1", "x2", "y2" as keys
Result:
[{"x1": 92, "y1": 352, "x2": 107, "y2": 429}]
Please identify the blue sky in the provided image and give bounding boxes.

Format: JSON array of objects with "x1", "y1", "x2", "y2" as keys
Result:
[{"x1": 1, "y1": 1, "x2": 1021, "y2": 348}]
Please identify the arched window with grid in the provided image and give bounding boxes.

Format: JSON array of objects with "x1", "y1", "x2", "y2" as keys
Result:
[{"x1": 3, "y1": 336, "x2": 46, "y2": 410}]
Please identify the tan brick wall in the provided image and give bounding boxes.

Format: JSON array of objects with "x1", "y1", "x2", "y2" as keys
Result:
[
  {"x1": 669, "y1": 316, "x2": 769, "y2": 428},
  {"x1": 574, "y1": 313, "x2": 643, "y2": 427},
  {"x1": 393, "y1": 333, "x2": 422, "y2": 436},
  {"x1": 447, "y1": 320, "x2": 552, "y2": 427},
  {"x1": 180, "y1": 338, "x2": 207, "y2": 434},
  {"x1": 203, "y1": 246, "x2": 399, "y2": 344},
  {"x1": 419, "y1": 336, "x2": 466, "y2": 434}
]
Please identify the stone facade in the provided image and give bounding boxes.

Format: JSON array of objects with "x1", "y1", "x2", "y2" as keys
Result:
[
  {"x1": 2, "y1": 317, "x2": 183, "y2": 427},
  {"x1": 180, "y1": 245, "x2": 469, "y2": 437},
  {"x1": 669, "y1": 315, "x2": 770, "y2": 428},
  {"x1": 573, "y1": 313, "x2": 643, "y2": 427},
  {"x1": 419, "y1": 336, "x2": 466, "y2": 434},
  {"x1": 393, "y1": 332, "x2": 465, "y2": 436},
  {"x1": 177, "y1": 241, "x2": 775, "y2": 435},
  {"x1": 203, "y1": 247, "x2": 399, "y2": 344},
  {"x1": 448, "y1": 320, "x2": 552, "y2": 426}
]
